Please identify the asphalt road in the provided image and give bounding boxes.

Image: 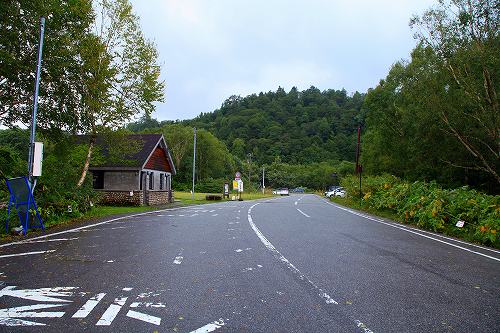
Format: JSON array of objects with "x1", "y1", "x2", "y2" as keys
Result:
[{"x1": 0, "y1": 194, "x2": 498, "y2": 332}]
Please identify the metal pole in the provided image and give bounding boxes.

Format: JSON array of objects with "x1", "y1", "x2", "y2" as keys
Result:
[
  {"x1": 192, "y1": 127, "x2": 196, "y2": 200},
  {"x1": 28, "y1": 17, "x2": 45, "y2": 188},
  {"x1": 262, "y1": 167, "x2": 265, "y2": 194},
  {"x1": 356, "y1": 126, "x2": 362, "y2": 206}
]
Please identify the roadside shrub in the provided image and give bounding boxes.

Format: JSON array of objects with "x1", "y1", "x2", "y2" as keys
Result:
[{"x1": 341, "y1": 175, "x2": 499, "y2": 247}]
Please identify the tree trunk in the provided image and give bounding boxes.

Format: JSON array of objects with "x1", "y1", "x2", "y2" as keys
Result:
[{"x1": 77, "y1": 136, "x2": 96, "y2": 187}]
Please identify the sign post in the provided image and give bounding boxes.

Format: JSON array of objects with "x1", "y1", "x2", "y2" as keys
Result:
[
  {"x1": 234, "y1": 171, "x2": 243, "y2": 200},
  {"x1": 28, "y1": 17, "x2": 46, "y2": 191}
]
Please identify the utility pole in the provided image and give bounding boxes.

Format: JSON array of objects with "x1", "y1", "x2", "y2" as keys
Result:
[
  {"x1": 28, "y1": 17, "x2": 45, "y2": 190},
  {"x1": 262, "y1": 167, "x2": 265, "y2": 194},
  {"x1": 247, "y1": 153, "x2": 252, "y2": 190},
  {"x1": 192, "y1": 127, "x2": 196, "y2": 200},
  {"x1": 355, "y1": 125, "x2": 362, "y2": 206}
]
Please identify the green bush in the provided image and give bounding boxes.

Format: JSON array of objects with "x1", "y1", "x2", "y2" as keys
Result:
[{"x1": 341, "y1": 175, "x2": 499, "y2": 247}]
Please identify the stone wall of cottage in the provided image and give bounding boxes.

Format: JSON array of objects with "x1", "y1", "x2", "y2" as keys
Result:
[
  {"x1": 98, "y1": 190, "x2": 143, "y2": 206},
  {"x1": 98, "y1": 190, "x2": 174, "y2": 206}
]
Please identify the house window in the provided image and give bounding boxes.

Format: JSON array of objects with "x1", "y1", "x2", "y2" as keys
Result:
[
  {"x1": 92, "y1": 171, "x2": 104, "y2": 189},
  {"x1": 160, "y1": 174, "x2": 164, "y2": 190},
  {"x1": 149, "y1": 172, "x2": 154, "y2": 190}
]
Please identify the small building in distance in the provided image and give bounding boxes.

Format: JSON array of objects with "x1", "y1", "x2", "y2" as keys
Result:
[{"x1": 77, "y1": 134, "x2": 176, "y2": 206}]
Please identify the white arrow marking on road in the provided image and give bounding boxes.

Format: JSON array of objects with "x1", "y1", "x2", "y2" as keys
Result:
[
  {"x1": 0, "y1": 304, "x2": 67, "y2": 326},
  {"x1": 72, "y1": 293, "x2": 106, "y2": 318},
  {"x1": 189, "y1": 318, "x2": 225, "y2": 333},
  {"x1": 96, "y1": 297, "x2": 127, "y2": 326},
  {"x1": 0, "y1": 318, "x2": 46, "y2": 326},
  {"x1": 0, "y1": 286, "x2": 76, "y2": 303},
  {"x1": 0, "y1": 250, "x2": 55, "y2": 259},
  {"x1": 126, "y1": 310, "x2": 161, "y2": 325},
  {"x1": 0, "y1": 304, "x2": 67, "y2": 318}
]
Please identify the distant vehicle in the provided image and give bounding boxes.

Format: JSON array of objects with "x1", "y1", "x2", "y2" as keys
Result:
[
  {"x1": 291, "y1": 187, "x2": 305, "y2": 193},
  {"x1": 273, "y1": 188, "x2": 289, "y2": 196},
  {"x1": 325, "y1": 187, "x2": 346, "y2": 198},
  {"x1": 324, "y1": 186, "x2": 341, "y2": 196}
]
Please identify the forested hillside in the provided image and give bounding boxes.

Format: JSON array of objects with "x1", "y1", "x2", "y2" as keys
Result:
[{"x1": 184, "y1": 87, "x2": 365, "y2": 165}]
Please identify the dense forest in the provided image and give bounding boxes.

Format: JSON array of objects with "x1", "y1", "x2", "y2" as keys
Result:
[{"x1": 185, "y1": 87, "x2": 364, "y2": 165}]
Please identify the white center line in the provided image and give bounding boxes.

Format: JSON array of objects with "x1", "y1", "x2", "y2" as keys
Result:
[
  {"x1": 0, "y1": 250, "x2": 55, "y2": 259},
  {"x1": 72, "y1": 293, "x2": 106, "y2": 318},
  {"x1": 248, "y1": 204, "x2": 336, "y2": 305},
  {"x1": 96, "y1": 297, "x2": 127, "y2": 326},
  {"x1": 296, "y1": 208, "x2": 310, "y2": 218}
]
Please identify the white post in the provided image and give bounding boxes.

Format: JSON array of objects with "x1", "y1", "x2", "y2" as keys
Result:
[{"x1": 192, "y1": 127, "x2": 197, "y2": 200}]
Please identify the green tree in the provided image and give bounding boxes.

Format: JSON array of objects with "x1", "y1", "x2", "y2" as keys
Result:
[
  {"x1": 410, "y1": 0, "x2": 499, "y2": 184},
  {"x1": 76, "y1": 0, "x2": 165, "y2": 186},
  {"x1": 0, "y1": 0, "x2": 94, "y2": 132}
]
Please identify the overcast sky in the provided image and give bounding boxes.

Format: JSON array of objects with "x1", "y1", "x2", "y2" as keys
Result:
[{"x1": 129, "y1": 0, "x2": 436, "y2": 122}]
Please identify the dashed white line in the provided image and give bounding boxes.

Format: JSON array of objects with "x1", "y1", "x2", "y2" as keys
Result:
[
  {"x1": 296, "y1": 208, "x2": 310, "y2": 218},
  {"x1": 173, "y1": 249, "x2": 184, "y2": 265},
  {"x1": 0, "y1": 250, "x2": 55, "y2": 259},
  {"x1": 72, "y1": 293, "x2": 106, "y2": 318}
]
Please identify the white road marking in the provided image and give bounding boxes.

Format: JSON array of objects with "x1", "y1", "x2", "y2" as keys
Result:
[
  {"x1": 22, "y1": 238, "x2": 79, "y2": 244},
  {"x1": 0, "y1": 250, "x2": 55, "y2": 259},
  {"x1": 173, "y1": 256, "x2": 183, "y2": 264},
  {"x1": 190, "y1": 213, "x2": 199, "y2": 217},
  {"x1": 122, "y1": 288, "x2": 133, "y2": 291},
  {"x1": 157, "y1": 214, "x2": 164, "y2": 217},
  {"x1": 126, "y1": 310, "x2": 161, "y2": 325},
  {"x1": 106, "y1": 260, "x2": 114, "y2": 263},
  {"x1": 0, "y1": 204, "x2": 210, "y2": 249},
  {"x1": 173, "y1": 249, "x2": 184, "y2": 265},
  {"x1": 189, "y1": 318, "x2": 225, "y2": 333},
  {"x1": 234, "y1": 248, "x2": 252, "y2": 253},
  {"x1": 325, "y1": 201, "x2": 500, "y2": 262},
  {"x1": 296, "y1": 208, "x2": 310, "y2": 218},
  {"x1": 72, "y1": 293, "x2": 106, "y2": 318},
  {"x1": 212, "y1": 214, "x2": 219, "y2": 217},
  {"x1": 0, "y1": 318, "x2": 46, "y2": 326},
  {"x1": 178, "y1": 214, "x2": 185, "y2": 217},
  {"x1": 96, "y1": 297, "x2": 127, "y2": 326},
  {"x1": 294, "y1": 201, "x2": 298, "y2": 205},
  {"x1": 355, "y1": 320, "x2": 375, "y2": 333},
  {"x1": 247, "y1": 204, "x2": 337, "y2": 305},
  {"x1": 0, "y1": 304, "x2": 67, "y2": 326},
  {"x1": 0, "y1": 286, "x2": 75, "y2": 303},
  {"x1": 129, "y1": 302, "x2": 165, "y2": 308}
]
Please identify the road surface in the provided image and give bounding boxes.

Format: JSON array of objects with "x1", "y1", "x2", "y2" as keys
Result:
[{"x1": 0, "y1": 194, "x2": 498, "y2": 332}]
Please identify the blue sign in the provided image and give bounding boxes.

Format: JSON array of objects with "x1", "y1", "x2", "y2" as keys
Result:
[{"x1": 5, "y1": 176, "x2": 44, "y2": 235}]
